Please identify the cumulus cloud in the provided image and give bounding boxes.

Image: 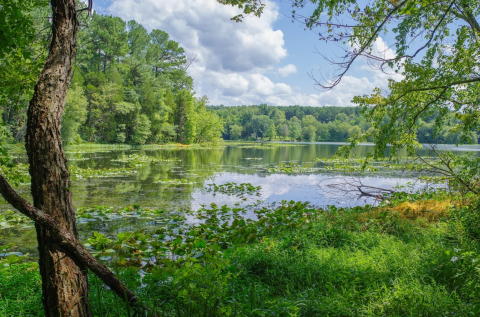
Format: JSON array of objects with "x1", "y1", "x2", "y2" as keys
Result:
[
  {"x1": 107, "y1": 0, "x2": 286, "y2": 72},
  {"x1": 277, "y1": 64, "x2": 297, "y2": 77},
  {"x1": 105, "y1": 0, "x2": 384, "y2": 107}
]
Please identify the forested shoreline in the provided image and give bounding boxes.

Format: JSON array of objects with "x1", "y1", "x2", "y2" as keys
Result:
[
  {"x1": 210, "y1": 104, "x2": 480, "y2": 143},
  {"x1": 1, "y1": 6, "x2": 477, "y2": 147}
]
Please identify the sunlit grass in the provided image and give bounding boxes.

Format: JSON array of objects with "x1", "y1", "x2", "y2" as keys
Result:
[{"x1": 2, "y1": 196, "x2": 479, "y2": 316}]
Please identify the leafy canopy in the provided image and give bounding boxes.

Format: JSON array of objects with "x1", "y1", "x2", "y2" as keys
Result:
[{"x1": 290, "y1": 0, "x2": 479, "y2": 156}]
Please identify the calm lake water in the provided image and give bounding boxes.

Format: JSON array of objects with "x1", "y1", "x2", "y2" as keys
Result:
[
  {"x1": 6, "y1": 142, "x2": 480, "y2": 210},
  {"x1": 2, "y1": 142, "x2": 480, "y2": 257}
]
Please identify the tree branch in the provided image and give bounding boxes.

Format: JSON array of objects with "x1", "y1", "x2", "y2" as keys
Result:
[
  {"x1": 0, "y1": 174, "x2": 152, "y2": 314},
  {"x1": 391, "y1": 77, "x2": 480, "y2": 105},
  {"x1": 313, "y1": 0, "x2": 409, "y2": 89}
]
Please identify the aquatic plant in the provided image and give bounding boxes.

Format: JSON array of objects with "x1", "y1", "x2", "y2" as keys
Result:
[
  {"x1": 267, "y1": 162, "x2": 318, "y2": 174},
  {"x1": 112, "y1": 153, "x2": 180, "y2": 167},
  {"x1": 3, "y1": 195, "x2": 480, "y2": 316},
  {"x1": 0, "y1": 163, "x2": 30, "y2": 186},
  {"x1": 0, "y1": 211, "x2": 32, "y2": 229},
  {"x1": 69, "y1": 166, "x2": 137, "y2": 179},
  {"x1": 155, "y1": 178, "x2": 196, "y2": 186},
  {"x1": 206, "y1": 182, "x2": 261, "y2": 196}
]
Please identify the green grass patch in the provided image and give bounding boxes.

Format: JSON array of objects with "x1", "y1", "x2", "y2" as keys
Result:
[{"x1": 2, "y1": 196, "x2": 480, "y2": 316}]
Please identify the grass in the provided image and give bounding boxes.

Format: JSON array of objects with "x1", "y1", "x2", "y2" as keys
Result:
[
  {"x1": 1, "y1": 194, "x2": 480, "y2": 316},
  {"x1": 0, "y1": 262, "x2": 42, "y2": 316}
]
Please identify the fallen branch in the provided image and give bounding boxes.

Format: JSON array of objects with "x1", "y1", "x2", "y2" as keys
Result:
[
  {"x1": 0, "y1": 174, "x2": 152, "y2": 314},
  {"x1": 321, "y1": 177, "x2": 395, "y2": 202}
]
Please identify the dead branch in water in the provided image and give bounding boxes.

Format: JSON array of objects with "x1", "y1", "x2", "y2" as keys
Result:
[{"x1": 320, "y1": 177, "x2": 396, "y2": 203}]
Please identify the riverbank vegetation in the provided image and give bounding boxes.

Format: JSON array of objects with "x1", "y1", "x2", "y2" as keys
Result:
[
  {"x1": 1, "y1": 3, "x2": 477, "y2": 147},
  {"x1": 1, "y1": 0, "x2": 480, "y2": 316},
  {"x1": 1, "y1": 5, "x2": 223, "y2": 146},
  {"x1": 2, "y1": 192, "x2": 480, "y2": 316}
]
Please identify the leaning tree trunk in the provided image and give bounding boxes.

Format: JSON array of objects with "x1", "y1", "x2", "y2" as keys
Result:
[{"x1": 25, "y1": 0, "x2": 92, "y2": 316}]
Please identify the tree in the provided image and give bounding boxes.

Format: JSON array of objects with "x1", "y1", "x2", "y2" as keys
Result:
[
  {"x1": 302, "y1": 125, "x2": 316, "y2": 141},
  {"x1": 61, "y1": 84, "x2": 88, "y2": 144},
  {"x1": 147, "y1": 30, "x2": 186, "y2": 79},
  {"x1": 289, "y1": 119, "x2": 302, "y2": 141},
  {"x1": 0, "y1": 1, "x2": 265, "y2": 316},
  {"x1": 0, "y1": 1, "x2": 141, "y2": 315},
  {"x1": 251, "y1": 115, "x2": 271, "y2": 139},
  {"x1": 132, "y1": 113, "x2": 152, "y2": 145},
  {"x1": 194, "y1": 96, "x2": 224, "y2": 143},
  {"x1": 174, "y1": 89, "x2": 194, "y2": 144},
  {"x1": 302, "y1": 114, "x2": 319, "y2": 128},
  {"x1": 0, "y1": 2, "x2": 49, "y2": 142},
  {"x1": 280, "y1": 123, "x2": 289, "y2": 140},
  {"x1": 78, "y1": 14, "x2": 128, "y2": 73},
  {"x1": 291, "y1": 0, "x2": 480, "y2": 192},
  {"x1": 230, "y1": 124, "x2": 243, "y2": 140},
  {"x1": 266, "y1": 122, "x2": 277, "y2": 141},
  {"x1": 316, "y1": 123, "x2": 330, "y2": 141}
]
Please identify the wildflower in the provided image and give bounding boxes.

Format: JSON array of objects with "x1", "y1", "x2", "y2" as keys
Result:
[{"x1": 451, "y1": 256, "x2": 459, "y2": 262}]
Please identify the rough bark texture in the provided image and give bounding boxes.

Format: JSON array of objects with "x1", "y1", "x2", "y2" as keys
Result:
[
  {"x1": 0, "y1": 175, "x2": 140, "y2": 311},
  {"x1": 25, "y1": 1, "x2": 90, "y2": 315}
]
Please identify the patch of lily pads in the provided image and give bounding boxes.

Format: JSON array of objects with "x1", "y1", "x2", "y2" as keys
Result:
[
  {"x1": 206, "y1": 182, "x2": 261, "y2": 196},
  {"x1": 112, "y1": 154, "x2": 180, "y2": 167},
  {"x1": 69, "y1": 165, "x2": 137, "y2": 179},
  {"x1": 80, "y1": 201, "x2": 324, "y2": 268},
  {"x1": 0, "y1": 211, "x2": 32, "y2": 229},
  {"x1": 267, "y1": 162, "x2": 319, "y2": 174},
  {"x1": 0, "y1": 163, "x2": 31, "y2": 186},
  {"x1": 76, "y1": 205, "x2": 167, "y2": 222},
  {"x1": 0, "y1": 163, "x2": 138, "y2": 186},
  {"x1": 316, "y1": 157, "x2": 441, "y2": 177}
]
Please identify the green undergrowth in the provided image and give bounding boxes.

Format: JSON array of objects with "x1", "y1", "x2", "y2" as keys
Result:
[{"x1": 1, "y1": 193, "x2": 480, "y2": 316}]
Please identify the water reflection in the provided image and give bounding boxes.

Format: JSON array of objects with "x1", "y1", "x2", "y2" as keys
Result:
[
  {"x1": 5, "y1": 142, "x2": 480, "y2": 211},
  {"x1": 2, "y1": 142, "x2": 480, "y2": 258}
]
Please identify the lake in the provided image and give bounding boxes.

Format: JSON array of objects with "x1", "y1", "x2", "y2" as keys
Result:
[{"x1": 2, "y1": 142, "x2": 480, "y2": 258}]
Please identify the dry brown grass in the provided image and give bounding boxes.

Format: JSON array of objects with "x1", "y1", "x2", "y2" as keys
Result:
[{"x1": 354, "y1": 199, "x2": 455, "y2": 224}]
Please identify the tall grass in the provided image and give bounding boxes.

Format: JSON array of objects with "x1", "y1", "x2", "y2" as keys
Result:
[{"x1": 2, "y1": 197, "x2": 480, "y2": 316}]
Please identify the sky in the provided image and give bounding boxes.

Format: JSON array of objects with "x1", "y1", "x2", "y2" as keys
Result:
[{"x1": 91, "y1": 0, "x2": 400, "y2": 107}]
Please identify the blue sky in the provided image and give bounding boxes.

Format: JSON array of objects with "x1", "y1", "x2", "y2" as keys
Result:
[{"x1": 91, "y1": 0, "x2": 399, "y2": 107}]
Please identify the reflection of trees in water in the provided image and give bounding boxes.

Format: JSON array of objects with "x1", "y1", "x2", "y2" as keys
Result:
[
  {"x1": 72, "y1": 147, "x2": 228, "y2": 210},
  {"x1": 59, "y1": 144, "x2": 463, "y2": 211}
]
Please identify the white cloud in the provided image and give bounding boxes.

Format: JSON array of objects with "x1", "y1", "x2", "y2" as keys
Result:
[
  {"x1": 277, "y1": 64, "x2": 297, "y2": 77},
  {"x1": 107, "y1": 0, "x2": 286, "y2": 72},
  {"x1": 262, "y1": 76, "x2": 375, "y2": 107},
  {"x1": 105, "y1": 0, "x2": 385, "y2": 107}
]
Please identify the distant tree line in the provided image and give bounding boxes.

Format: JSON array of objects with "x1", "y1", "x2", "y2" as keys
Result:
[{"x1": 209, "y1": 104, "x2": 479, "y2": 144}]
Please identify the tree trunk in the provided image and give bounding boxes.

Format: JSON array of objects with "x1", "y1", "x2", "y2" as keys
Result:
[
  {"x1": 104, "y1": 53, "x2": 107, "y2": 73},
  {"x1": 25, "y1": 0, "x2": 92, "y2": 316}
]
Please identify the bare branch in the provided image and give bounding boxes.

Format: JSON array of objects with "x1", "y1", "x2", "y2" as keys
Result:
[
  {"x1": 312, "y1": 0, "x2": 409, "y2": 89},
  {"x1": 183, "y1": 53, "x2": 199, "y2": 71}
]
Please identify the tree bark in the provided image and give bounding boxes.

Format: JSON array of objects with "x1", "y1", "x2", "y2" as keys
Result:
[
  {"x1": 25, "y1": 0, "x2": 91, "y2": 315},
  {"x1": 0, "y1": 175, "x2": 141, "y2": 313}
]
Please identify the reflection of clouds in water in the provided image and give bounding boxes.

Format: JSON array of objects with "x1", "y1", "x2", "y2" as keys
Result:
[{"x1": 190, "y1": 172, "x2": 425, "y2": 209}]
